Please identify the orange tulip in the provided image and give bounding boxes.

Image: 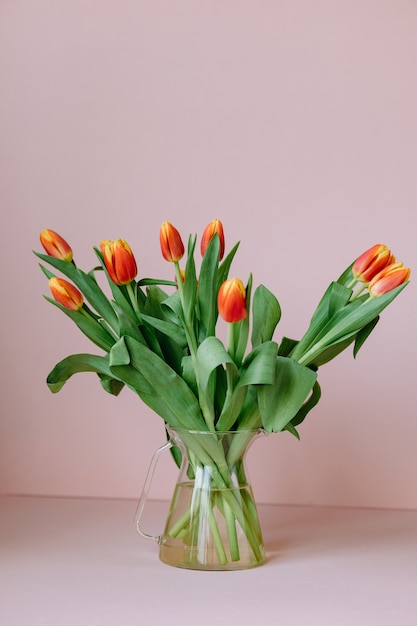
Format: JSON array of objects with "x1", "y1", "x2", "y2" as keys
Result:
[
  {"x1": 159, "y1": 222, "x2": 185, "y2": 262},
  {"x1": 100, "y1": 239, "x2": 137, "y2": 285},
  {"x1": 40, "y1": 229, "x2": 73, "y2": 262},
  {"x1": 49, "y1": 277, "x2": 83, "y2": 311},
  {"x1": 218, "y1": 278, "x2": 247, "y2": 323},
  {"x1": 368, "y1": 262, "x2": 411, "y2": 297},
  {"x1": 200, "y1": 219, "x2": 225, "y2": 260},
  {"x1": 352, "y1": 244, "x2": 394, "y2": 283}
]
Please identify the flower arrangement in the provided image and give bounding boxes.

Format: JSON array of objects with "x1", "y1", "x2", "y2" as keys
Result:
[{"x1": 35, "y1": 222, "x2": 410, "y2": 569}]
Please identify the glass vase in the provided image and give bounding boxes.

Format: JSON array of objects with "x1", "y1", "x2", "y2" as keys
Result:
[{"x1": 135, "y1": 426, "x2": 266, "y2": 571}]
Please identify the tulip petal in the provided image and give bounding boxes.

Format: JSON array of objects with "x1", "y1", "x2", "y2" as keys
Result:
[
  {"x1": 218, "y1": 278, "x2": 247, "y2": 323},
  {"x1": 40, "y1": 229, "x2": 73, "y2": 262},
  {"x1": 160, "y1": 222, "x2": 185, "y2": 262}
]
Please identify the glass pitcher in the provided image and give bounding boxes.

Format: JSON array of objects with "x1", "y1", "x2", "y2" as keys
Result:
[{"x1": 135, "y1": 426, "x2": 266, "y2": 570}]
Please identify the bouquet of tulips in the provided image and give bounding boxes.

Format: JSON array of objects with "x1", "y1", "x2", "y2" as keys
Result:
[
  {"x1": 35, "y1": 221, "x2": 410, "y2": 437},
  {"x1": 35, "y1": 221, "x2": 410, "y2": 568}
]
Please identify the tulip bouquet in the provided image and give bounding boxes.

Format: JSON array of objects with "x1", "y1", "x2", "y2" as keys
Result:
[{"x1": 35, "y1": 222, "x2": 410, "y2": 569}]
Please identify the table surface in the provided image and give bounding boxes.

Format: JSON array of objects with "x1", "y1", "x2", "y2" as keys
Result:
[{"x1": 1, "y1": 496, "x2": 417, "y2": 626}]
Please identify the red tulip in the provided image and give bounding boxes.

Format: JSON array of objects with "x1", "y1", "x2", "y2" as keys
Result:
[
  {"x1": 369, "y1": 263, "x2": 411, "y2": 297},
  {"x1": 49, "y1": 277, "x2": 83, "y2": 311},
  {"x1": 200, "y1": 219, "x2": 225, "y2": 260},
  {"x1": 218, "y1": 278, "x2": 247, "y2": 323},
  {"x1": 100, "y1": 239, "x2": 137, "y2": 285},
  {"x1": 40, "y1": 229, "x2": 73, "y2": 262},
  {"x1": 159, "y1": 222, "x2": 185, "y2": 262},
  {"x1": 352, "y1": 244, "x2": 394, "y2": 283}
]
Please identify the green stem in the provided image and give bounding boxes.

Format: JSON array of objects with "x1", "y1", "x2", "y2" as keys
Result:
[
  {"x1": 126, "y1": 281, "x2": 141, "y2": 320},
  {"x1": 207, "y1": 500, "x2": 228, "y2": 565},
  {"x1": 168, "y1": 507, "x2": 192, "y2": 539},
  {"x1": 346, "y1": 277, "x2": 358, "y2": 289},
  {"x1": 227, "y1": 323, "x2": 236, "y2": 360},
  {"x1": 166, "y1": 431, "x2": 264, "y2": 563},
  {"x1": 223, "y1": 497, "x2": 240, "y2": 561},
  {"x1": 350, "y1": 283, "x2": 368, "y2": 301}
]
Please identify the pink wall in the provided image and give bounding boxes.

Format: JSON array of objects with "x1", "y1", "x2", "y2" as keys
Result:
[{"x1": 1, "y1": 0, "x2": 416, "y2": 509}]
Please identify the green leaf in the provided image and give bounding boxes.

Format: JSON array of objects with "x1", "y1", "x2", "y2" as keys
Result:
[
  {"x1": 233, "y1": 390, "x2": 261, "y2": 430},
  {"x1": 39, "y1": 264, "x2": 55, "y2": 280},
  {"x1": 353, "y1": 316, "x2": 379, "y2": 358},
  {"x1": 46, "y1": 353, "x2": 121, "y2": 393},
  {"x1": 138, "y1": 278, "x2": 177, "y2": 288},
  {"x1": 288, "y1": 380, "x2": 322, "y2": 428},
  {"x1": 43, "y1": 297, "x2": 116, "y2": 352},
  {"x1": 139, "y1": 313, "x2": 187, "y2": 348},
  {"x1": 35, "y1": 251, "x2": 119, "y2": 331},
  {"x1": 109, "y1": 336, "x2": 207, "y2": 431},
  {"x1": 137, "y1": 312, "x2": 186, "y2": 374},
  {"x1": 144, "y1": 285, "x2": 186, "y2": 338},
  {"x1": 258, "y1": 357, "x2": 317, "y2": 433},
  {"x1": 161, "y1": 291, "x2": 184, "y2": 325},
  {"x1": 216, "y1": 241, "x2": 240, "y2": 291},
  {"x1": 238, "y1": 341, "x2": 278, "y2": 388},
  {"x1": 284, "y1": 422, "x2": 300, "y2": 440},
  {"x1": 165, "y1": 425, "x2": 183, "y2": 468},
  {"x1": 251, "y1": 284, "x2": 281, "y2": 348},
  {"x1": 290, "y1": 282, "x2": 352, "y2": 361},
  {"x1": 196, "y1": 337, "x2": 238, "y2": 430},
  {"x1": 110, "y1": 302, "x2": 141, "y2": 339},
  {"x1": 181, "y1": 355, "x2": 198, "y2": 397},
  {"x1": 307, "y1": 336, "x2": 355, "y2": 367},
  {"x1": 215, "y1": 386, "x2": 247, "y2": 432},
  {"x1": 197, "y1": 233, "x2": 221, "y2": 339},
  {"x1": 183, "y1": 235, "x2": 198, "y2": 323},
  {"x1": 196, "y1": 337, "x2": 238, "y2": 393},
  {"x1": 296, "y1": 283, "x2": 408, "y2": 366},
  {"x1": 278, "y1": 336, "x2": 299, "y2": 357},
  {"x1": 144, "y1": 285, "x2": 170, "y2": 311},
  {"x1": 98, "y1": 374, "x2": 125, "y2": 395},
  {"x1": 216, "y1": 341, "x2": 278, "y2": 432},
  {"x1": 337, "y1": 261, "x2": 354, "y2": 287}
]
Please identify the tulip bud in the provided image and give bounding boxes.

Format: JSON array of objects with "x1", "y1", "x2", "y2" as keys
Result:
[
  {"x1": 100, "y1": 239, "x2": 138, "y2": 285},
  {"x1": 159, "y1": 222, "x2": 185, "y2": 262},
  {"x1": 201, "y1": 219, "x2": 225, "y2": 260},
  {"x1": 218, "y1": 278, "x2": 247, "y2": 323},
  {"x1": 352, "y1": 244, "x2": 394, "y2": 283},
  {"x1": 368, "y1": 262, "x2": 411, "y2": 297},
  {"x1": 49, "y1": 277, "x2": 83, "y2": 311},
  {"x1": 40, "y1": 229, "x2": 73, "y2": 262}
]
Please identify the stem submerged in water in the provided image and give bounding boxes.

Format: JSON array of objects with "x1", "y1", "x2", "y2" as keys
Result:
[{"x1": 161, "y1": 428, "x2": 265, "y2": 569}]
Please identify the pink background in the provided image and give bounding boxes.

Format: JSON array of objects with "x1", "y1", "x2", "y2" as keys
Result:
[{"x1": 1, "y1": 0, "x2": 416, "y2": 509}]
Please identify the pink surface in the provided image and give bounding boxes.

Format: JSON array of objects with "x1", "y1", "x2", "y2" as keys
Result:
[
  {"x1": 1, "y1": 1, "x2": 416, "y2": 507},
  {"x1": 1, "y1": 496, "x2": 417, "y2": 625}
]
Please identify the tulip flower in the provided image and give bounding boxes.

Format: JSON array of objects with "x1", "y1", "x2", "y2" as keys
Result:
[
  {"x1": 369, "y1": 262, "x2": 411, "y2": 297},
  {"x1": 40, "y1": 229, "x2": 73, "y2": 262},
  {"x1": 49, "y1": 277, "x2": 83, "y2": 311},
  {"x1": 160, "y1": 222, "x2": 185, "y2": 262},
  {"x1": 100, "y1": 239, "x2": 137, "y2": 285},
  {"x1": 201, "y1": 219, "x2": 225, "y2": 260},
  {"x1": 218, "y1": 278, "x2": 247, "y2": 323},
  {"x1": 352, "y1": 244, "x2": 394, "y2": 284}
]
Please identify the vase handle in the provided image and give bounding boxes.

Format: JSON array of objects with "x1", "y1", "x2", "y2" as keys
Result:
[{"x1": 134, "y1": 440, "x2": 173, "y2": 543}]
